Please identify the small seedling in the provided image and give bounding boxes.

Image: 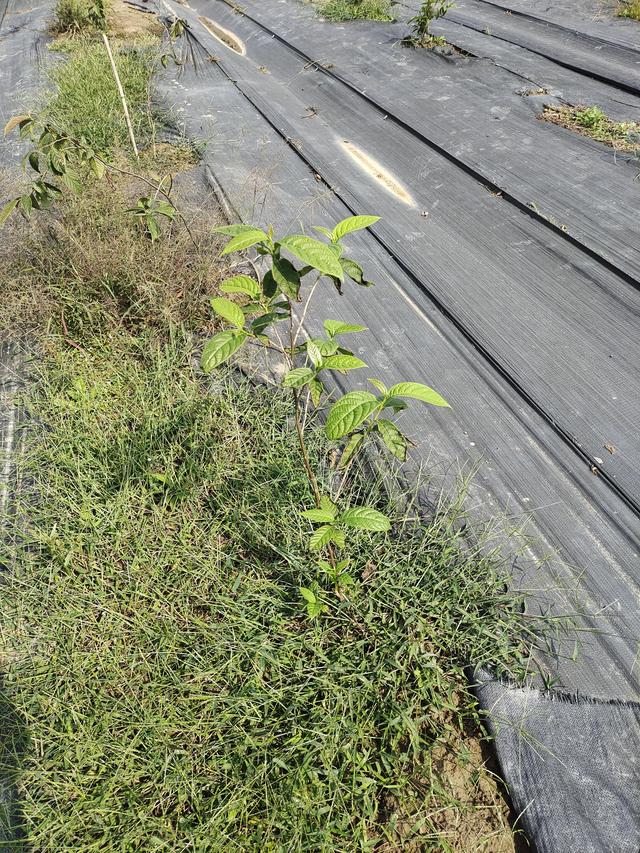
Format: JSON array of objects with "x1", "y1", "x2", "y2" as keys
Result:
[{"x1": 408, "y1": 0, "x2": 453, "y2": 46}]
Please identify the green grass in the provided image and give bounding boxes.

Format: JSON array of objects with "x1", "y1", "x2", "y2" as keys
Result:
[
  {"x1": 618, "y1": 0, "x2": 640, "y2": 19},
  {"x1": 0, "y1": 330, "x2": 530, "y2": 850},
  {"x1": 542, "y1": 104, "x2": 640, "y2": 152},
  {"x1": 45, "y1": 35, "x2": 157, "y2": 155},
  {"x1": 317, "y1": 0, "x2": 393, "y2": 22}
]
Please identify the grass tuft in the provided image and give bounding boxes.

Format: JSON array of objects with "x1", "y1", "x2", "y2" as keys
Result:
[
  {"x1": 317, "y1": 0, "x2": 394, "y2": 22},
  {"x1": 541, "y1": 104, "x2": 640, "y2": 152},
  {"x1": 0, "y1": 332, "x2": 528, "y2": 849},
  {"x1": 618, "y1": 0, "x2": 640, "y2": 18}
]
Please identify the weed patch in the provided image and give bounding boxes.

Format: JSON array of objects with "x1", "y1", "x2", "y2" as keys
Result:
[
  {"x1": 316, "y1": 0, "x2": 394, "y2": 22},
  {"x1": 0, "y1": 331, "x2": 527, "y2": 849},
  {"x1": 541, "y1": 104, "x2": 640, "y2": 152}
]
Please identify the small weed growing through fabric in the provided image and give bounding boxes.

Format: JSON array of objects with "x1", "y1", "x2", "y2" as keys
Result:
[
  {"x1": 542, "y1": 104, "x2": 640, "y2": 153},
  {"x1": 618, "y1": 0, "x2": 640, "y2": 19},
  {"x1": 407, "y1": 0, "x2": 453, "y2": 46}
]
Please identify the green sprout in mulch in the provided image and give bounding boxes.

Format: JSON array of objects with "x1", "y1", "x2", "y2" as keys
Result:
[
  {"x1": 317, "y1": 0, "x2": 394, "y2": 22},
  {"x1": 0, "y1": 330, "x2": 533, "y2": 850},
  {"x1": 541, "y1": 104, "x2": 640, "y2": 152}
]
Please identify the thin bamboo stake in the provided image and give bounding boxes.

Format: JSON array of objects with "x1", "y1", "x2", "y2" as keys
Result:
[{"x1": 102, "y1": 33, "x2": 139, "y2": 159}]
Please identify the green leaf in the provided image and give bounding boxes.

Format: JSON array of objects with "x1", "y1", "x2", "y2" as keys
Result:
[
  {"x1": 368, "y1": 378, "x2": 387, "y2": 394},
  {"x1": 220, "y1": 228, "x2": 269, "y2": 255},
  {"x1": 0, "y1": 198, "x2": 19, "y2": 227},
  {"x1": 272, "y1": 256, "x2": 300, "y2": 300},
  {"x1": 317, "y1": 338, "x2": 339, "y2": 357},
  {"x1": 312, "y1": 225, "x2": 333, "y2": 239},
  {"x1": 61, "y1": 169, "x2": 83, "y2": 194},
  {"x1": 338, "y1": 432, "x2": 364, "y2": 469},
  {"x1": 377, "y1": 419, "x2": 408, "y2": 461},
  {"x1": 28, "y1": 151, "x2": 39, "y2": 172},
  {"x1": 279, "y1": 235, "x2": 343, "y2": 280},
  {"x1": 340, "y1": 257, "x2": 373, "y2": 287},
  {"x1": 325, "y1": 391, "x2": 379, "y2": 440},
  {"x1": 322, "y1": 354, "x2": 367, "y2": 373},
  {"x1": 214, "y1": 223, "x2": 267, "y2": 237},
  {"x1": 19, "y1": 195, "x2": 33, "y2": 217},
  {"x1": 210, "y1": 297, "x2": 245, "y2": 329},
  {"x1": 306, "y1": 341, "x2": 323, "y2": 368},
  {"x1": 319, "y1": 496, "x2": 337, "y2": 514},
  {"x1": 89, "y1": 157, "x2": 105, "y2": 179},
  {"x1": 301, "y1": 508, "x2": 336, "y2": 523},
  {"x1": 340, "y1": 507, "x2": 391, "y2": 532},
  {"x1": 331, "y1": 215, "x2": 380, "y2": 242},
  {"x1": 262, "y1": 270, "x2": 277, "y2": 298},
  {"x1": 219, "y1": 275, "x2": 260, "y2": 299},
  {"x1": 309, "y1": 377, "x2": 324, "y2": 407},
  {"x1": 309, "y1": 525, "x2": 336, "y2": 550},
  {"x1": 299, "y1": 587, "x2": 317, "y2": 604},
  {"x1": 387, "y1": 382, "x2": 450, "y2": 408},
  {"x1": 283, "y1": 367, "x2": 315, "y2": 389},
  {"x1": 324, "y1": 320, "x2": 367, "y2": 337},
  {"x1": 201, "y1": 330, "x2": 247, "y2": 372}
]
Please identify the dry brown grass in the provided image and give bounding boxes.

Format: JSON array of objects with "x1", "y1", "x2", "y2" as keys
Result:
[{"x1": 0, "y1": 163, "x2": 227, "y2": 340}]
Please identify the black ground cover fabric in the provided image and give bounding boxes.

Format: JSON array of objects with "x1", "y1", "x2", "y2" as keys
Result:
[{"x1": 151, "y1": 3, "x2": 640, "y2": 847}]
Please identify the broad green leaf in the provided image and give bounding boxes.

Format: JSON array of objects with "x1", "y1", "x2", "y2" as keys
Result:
[
  {"x1": 340, "y1": 257, "x2": 373, "y2": 287},
  {"x1": 220, "y1": 274, "x2": 260, "y2": 299},
  {"x1": 221, "y1": 228, "x2": 268, "y2": 255},
  {"x1": 338, "y1": 432, "x2": 364, "y2": 469},
  {"x1": 0, "y1": 198, "x2": 19, "y2": 227},
  {"x1": 61, "y1": 169, "x2": 83, "y2": 194},
  {"x1": 312, "y1": 225, "x2": 333, "y2": 239},
  {"x1": 262, "y1": 270, "x2": 277, "y2": 298},
  {"x1": 279, "y1": 235, "x2": 343, "y2": 280},
  {"x1": 299, "y1": 586, "x2": 317, "y2": 604},
  {"x1": 368, "y1": 378, "x2": 387, "y2": 394},
  {"x1": 89, "y1": 157, "x2": 105, "y2": 179},
  {"x1": 377, "y1": 419, "x2": 408, "y2": 461},
  {"x1": 307, "y1": 600, "x2": 326, "y2": 618},
  {"x1": 301, "y1": 508, "x2": 336, "y2": 523},
  {"x1": 309, "y1": 377, "x2": 324, "y2": 407},
  {"x1": 27, "y1": 151, "x2": 39, "y2": 172},
  {"x1": 331, "y1": 215, "x2": 380, "y2": 242},
  {"x1": 18, "y1": 195, "x2": 33, "y2": 217},
  {"x1": 325, "y1": 391, "x2": 379, "y2": 439},
  {"x1": 322, "y1": 354, "x2": 367, "y2": 373},
  {"x1": 317, "y1": 338, "x2": 339, "y2": 357},
  {"x1": 319, "y1": 495, "x2": 337, "y2": 515},
  {"x1": 306, "y1": 341, "x2": 323, "y2": 368},
  {"x1": 340, "y1": 506, "x2": 391, "y2": 532},
  {"x1": 201, "y1": 330, "x2": 247, "y2": 372},
  {"x1": 387, "y1": 382, "x2": 450, "y2": 408},
  {"x1": 324, "y1": 320, "x2": 367, "y2": 337},
  {"x1": 272, "y1": 256, "x2": 300, "y2": 300},
  {"x1": 210, "y1": 297, "x2": 245, "y2": 329},
  {"x1": 3, "y1": 114, "x2": 31, "y2": 136},
  {"x1": 214, "y1": 223, "x2": 267, "y2": 237},
  {"x1": 309, "y1": 524, "x2": 336, "y2": 550},
  {"x1": 328, "y1": 527, "x2": 345, "y2": 549},
  {"x1": 283, "y1": 367, "x2": 315, "y2": 389}
]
